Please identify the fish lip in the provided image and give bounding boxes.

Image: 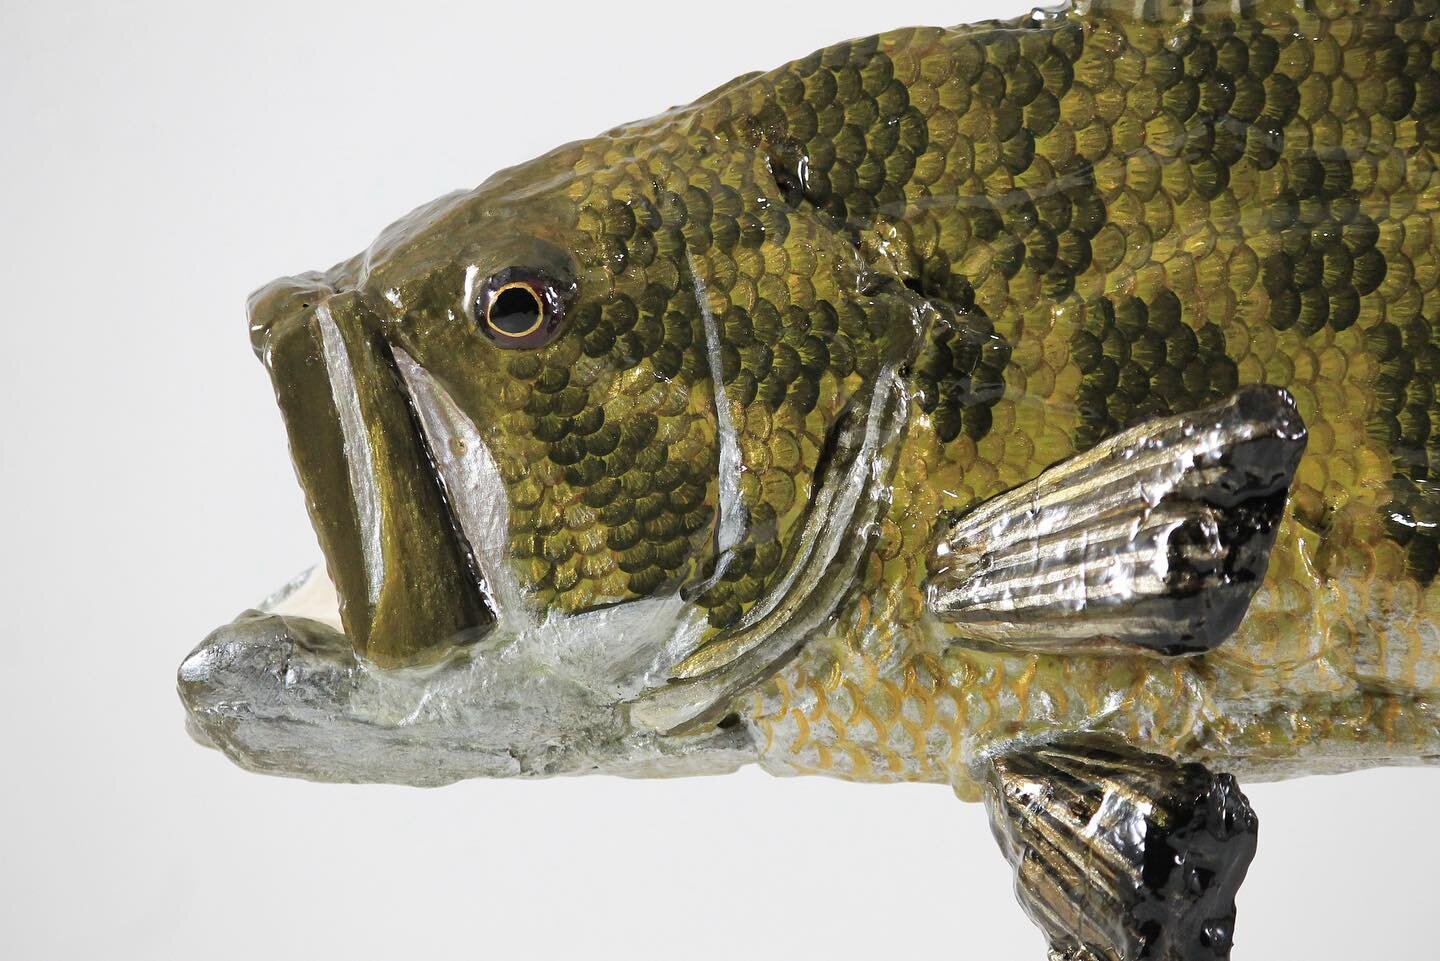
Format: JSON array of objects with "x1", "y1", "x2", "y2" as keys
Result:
[
  {"x1": 174, "y1": 610, "x2": 527, "y2": 785},
  {"x1": 175, "y1": 609, "x2": 360, "y2": 768},
  {"x1": 183, "y1": 714, "x2": 216, "y2": 750},
  {"x1": 259, "y1": 284, "x2": 498, "y2": 664}
]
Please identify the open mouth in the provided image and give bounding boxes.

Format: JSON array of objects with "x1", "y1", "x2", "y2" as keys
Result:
[
  {"x1": 176, "y1": 268, "x2": 763, "y2": 785},
  {"x1": 250, "y1": 275, "x2": 497, "y2": 666}
]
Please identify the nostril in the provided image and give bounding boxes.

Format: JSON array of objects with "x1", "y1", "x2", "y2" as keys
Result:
[{"x1": 245, "y1": 273, "x2": 334, "y2": 358}]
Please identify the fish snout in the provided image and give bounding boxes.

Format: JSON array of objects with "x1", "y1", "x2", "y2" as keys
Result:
[
  {"x1": 177, "y1": 612, "x2": 356, "y2": 713},
  {"x1": 246, "y1": 273, "x2": 337, "y2": 359},
  {"x1": 175, "y1": 611, "x2": 524, "y2": 784},
  {"x1": 176, "y1": 612, "x2": 358, "y2": 768}
]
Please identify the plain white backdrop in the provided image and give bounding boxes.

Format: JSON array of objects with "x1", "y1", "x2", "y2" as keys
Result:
[{"x1": 2, "y1": 2, "x2": 1436, "y2": 958}]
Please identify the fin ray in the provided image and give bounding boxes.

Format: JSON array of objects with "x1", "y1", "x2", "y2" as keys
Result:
[{"x1": 928, "y1": 386, "x2": 1307, "y2": 657}]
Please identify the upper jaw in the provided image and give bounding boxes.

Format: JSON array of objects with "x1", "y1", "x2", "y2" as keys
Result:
[{"x1": 250, "y1": 275, "x2": 496, "y2": 667}]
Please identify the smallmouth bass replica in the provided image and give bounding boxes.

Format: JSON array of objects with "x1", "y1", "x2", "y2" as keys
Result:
[{"x1": 180, "y1": 0, "x2": 1440, "y2": 956}]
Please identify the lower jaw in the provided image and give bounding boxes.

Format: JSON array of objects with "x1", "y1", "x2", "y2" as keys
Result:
[
  {"x1": 175, "y1": 600, "x2": 528, "y2": 785},
  {"x1": 175, "y1": 567, "x2": 759, "y2": 785}
]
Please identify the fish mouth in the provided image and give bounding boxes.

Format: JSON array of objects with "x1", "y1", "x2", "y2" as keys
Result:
[
  {"x1": 174, "y1": 271, "x2": 508, "y2": 782},
  {"x1": 245, "y1": 272, "x2": 497, "y2": 666},
  {"x1": 174, "y1": 576, "x2": 759, "y2": 784}
]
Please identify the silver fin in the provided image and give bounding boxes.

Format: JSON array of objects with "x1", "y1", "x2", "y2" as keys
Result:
[
  {"x1": 984, "y1": 736, "x2": 1258, "y2": 961},
  {"x1": 927, "y1": 386, "x2": 1306, "y2": 657}
]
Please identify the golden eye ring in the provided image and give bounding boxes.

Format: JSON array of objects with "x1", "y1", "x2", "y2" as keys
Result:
[
  {"x1": 474, "y1": 267, "x2": 572, "y2": 349},
  {"x1": 484, "y1": 282, "x2": 547, "y2": 339}
]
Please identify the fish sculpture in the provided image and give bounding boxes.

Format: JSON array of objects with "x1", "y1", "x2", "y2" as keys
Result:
[{"x1": 179, "y1": 0, "x2": 1440, "y2": 956}]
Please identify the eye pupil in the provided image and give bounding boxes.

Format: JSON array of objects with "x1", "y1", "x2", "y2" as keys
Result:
[{"x1": 487, "y1": 284, "x2": 544, "y2": 337}]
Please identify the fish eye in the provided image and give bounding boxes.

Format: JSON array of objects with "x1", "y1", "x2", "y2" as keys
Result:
[
  {"x1": 475, "y1": 268, "x2": 568, "y2": 348},
  {"x1": 488, "y1": 284, "x2": 544, "y2": 337}
]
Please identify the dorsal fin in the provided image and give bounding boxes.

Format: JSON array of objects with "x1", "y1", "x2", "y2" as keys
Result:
[{"x1": 1074, "y1": 0, "x2": 1310, "y2": 21}]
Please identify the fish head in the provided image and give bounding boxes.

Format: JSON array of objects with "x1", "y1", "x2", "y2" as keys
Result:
[
  {"x1": 177, "y1": 140, "x2": 755, "y2": 783},
  {"x1": 254, "y1": 145, "x2": 723, "y2": 659},
  {"x1": 178, "y1": 83, "x2": 925, "y2": 781}
]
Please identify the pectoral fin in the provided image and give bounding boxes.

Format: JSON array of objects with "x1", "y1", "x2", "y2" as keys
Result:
[{"x1": 927, "y1": 386, "x2": 1306, "y2": 656}]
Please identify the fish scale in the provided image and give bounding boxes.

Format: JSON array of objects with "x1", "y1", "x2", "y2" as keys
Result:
[
  {"x1": 182, "y1": 4, "x2": 1440, "y2": 953},
  {"x1": 716, "y1": 0, "x2": 1440, "y2": 789},
  {"x1": 243, "y1": 0, "x2": 1440, "y2": 767}
]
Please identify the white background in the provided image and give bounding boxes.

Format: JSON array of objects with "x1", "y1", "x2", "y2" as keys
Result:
[{"x1": 2, "y1": 2, "x2": 1435, "y2": 958}]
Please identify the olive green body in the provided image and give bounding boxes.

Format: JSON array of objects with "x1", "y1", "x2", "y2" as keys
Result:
[
  {"x1": 741, "y1": 0, "x2": 1440, "y2": 793},
  {"x1": 250, "y1": 0, "x2": 1440, "y2": 793}
]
